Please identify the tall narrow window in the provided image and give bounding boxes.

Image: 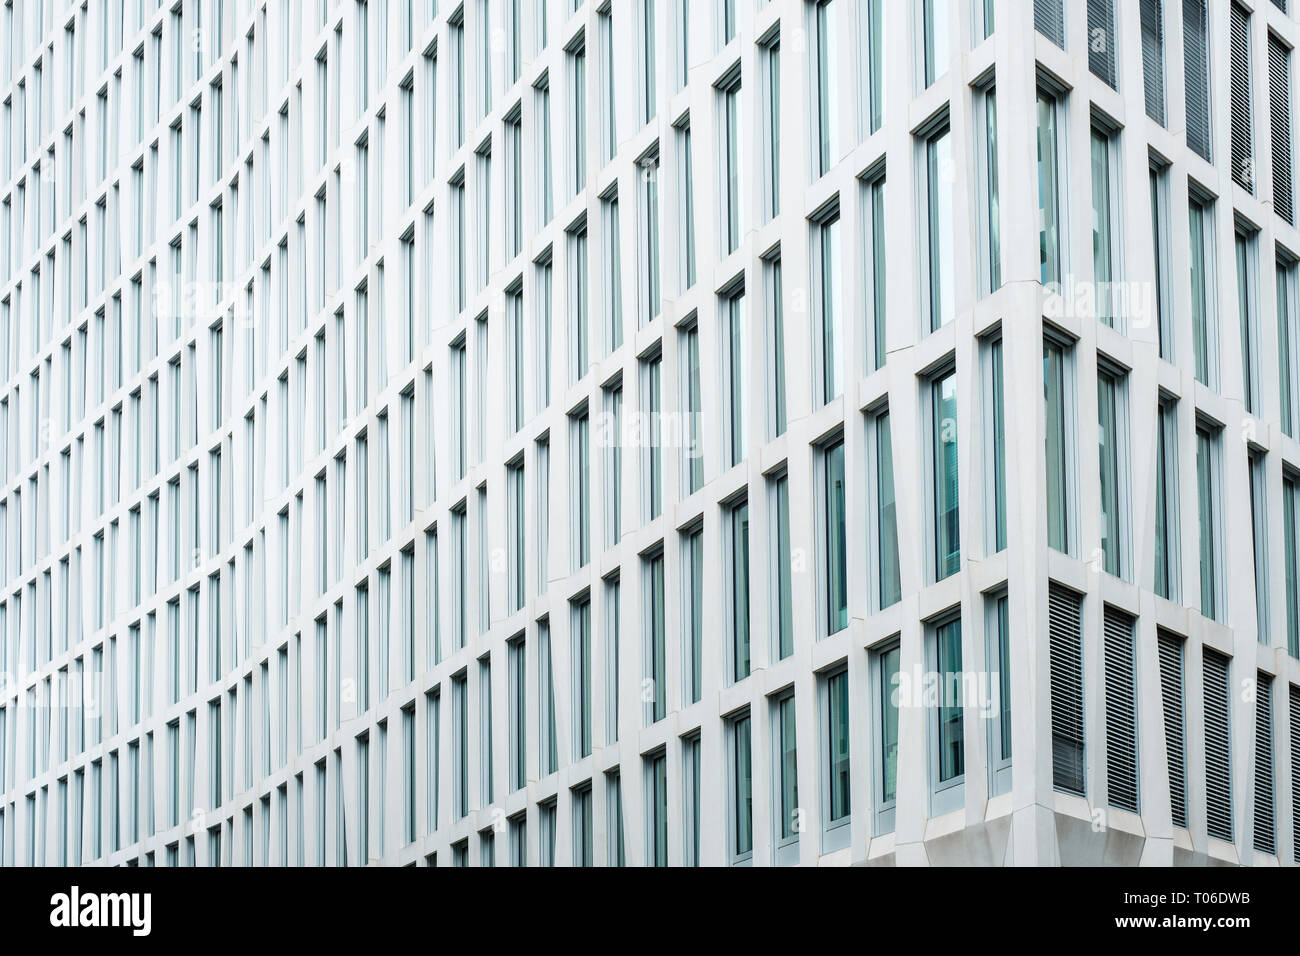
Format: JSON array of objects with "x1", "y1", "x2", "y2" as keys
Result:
[
  {"x1": 864, "y1": 174, "x2": 887, "y2": 371},
  {"x1": 681, "y1": 322, "x2": 703, "y2": 495},
  {"x1": 1236, "y1": 229, "x2": 1259, "y2": 414},
  {"x1": 921, "y1": 0, "x2": 948, "y2": 89},
  {"x1": 684, "y1": 526, "x2": 703, "y2": 704},
  {"x1": 824, "y1": 439, "x2": 847, "y2": 635},
  {"x1": 729, "y1": 713, "x2": 752, "y2": 861},
  {"x1": 1286, "y1": 475, "x2": 1300, "y2": 658},
  {"x1": 875, "y1": 642, "x2": 900, "y2": 833},
  {"x1": 824, "y1": 667, "x2": 851, "y2": 839},
  {"x1": 1154, "y1": 396, "x2": 1181, "y2": 602},
  {"x1": 873, "y1": 409, "x2": 901, "y2": 607},
  {"x1": 1279, "y1": 260, "x2": 1300, "y2": 438},
  {"x1": 1250, "y1": 450, "x2": 1270, "y2": 645},
  {"x1": 1097, "y1": 361, "x2": 1128, "y2": 579},
  {"x1": 571, "y1": 409, "x2": 590, "y2": 569},
  {"x1": 932, "y1": 617, "x2": 964, "y2": 809},
  {"x1": 721, "y1": 74, "x2": 742, "y2": 254},
  {"x1": 676, "y1": 119, "x2": 696, "y2": 292},
  {"x1": 1037, "y1": 89, "x2": 1063, "y2": 287},
  {"x1": 723, "y1": 287, "x2": 747, "y2": 468},
  {"x1": 985, "y1": 337, "x2": 1006, "y2": 554},
  {"x1": 863, "y1": 0, "x2": 883, "y2": 132},
  {"x1": 1150, "y1": 161, "x2": 1172, "y2": 358},
  {"x1": 987, "y1": 594, "x2": 1012, "y2": 794},
  {"x1": 538, "y1": 619, "x2": 559, "y2": 776},
  {"x1": 1197, "y1": 422, "x2": 1223, "y2": 623},
  {"x1": 814, "y1": 208, "x2": 842, "y2": 401},
  {"x1": 647, "y1": 752, "x2": 667, "y2": 865},
  {"x1": 761, "y1": 37, "x2": 780, "y2": 221},
  {"x1": 508, "y1": 636, "x2": 526, "y2": 792},
  {"x1": 640, "y1": 145, "x2": 661, "y2": 322},
  {"x1": 813, "y1": 0, "x2": 837, "y2": 176},
  {"x1": 978, "y1": 86, "x2": 1000, "y2": 295},
  {"x1": 1044, "y1": 335, "x2": 1073, "y2": 555},
  {"x1": 728, "y1": 501, "x2": 750, "y2": 682},
  {"x1": 645, "y1": 552, "x2": 666, "y2": 723},
  {"x1": 1090, "y1": 123, "x2": 1119, "y2": 327},
  {"x1": 931, "y1": 368, "x2": 959, "y2": 580},
  {"x1": 1189, "y1": 194, "x2": 1215, "y2": 386},
  {"x1": 775, "y1": 693, "x2": 798, "y2": 855},
  {"x1": 771, "y1": 472, "x2": 794, "y2": 660},
  {"x1": 572, "y1": 598, "x2": 591, "y2": 759},
  {"x1": 924, "y1": 123, "x2": 954, "y2": 331}
]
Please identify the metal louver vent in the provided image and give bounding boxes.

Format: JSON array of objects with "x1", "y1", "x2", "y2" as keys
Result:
[
  {"x1": 1157, "y1": 631, "x2": 1187, "y2": 828},
  {"x1": 1104, "y1": 608, "x2": 1138, "y2": 812},
  {"x1": 1035, "y1": 0, "x2": 1065, "y2": 49},
  {"x1": 1088, "y1": 0, "x2": 1118, "y2": 89},
  {"x1": 1253, "y1": 673, "x2": 1275, "y2": 854},
  {"x1": 1184, "y1": 0, "x2": 1212, "y2": 161},
  {"x1": 1204, "y1": 650, "x2": 1233, "y2": 842},
  {"x1": 1290, "y1": 684, "x2": 1300, "y2": 861},
  {"x1": 1230, "y1": 2, "x2": 1255, "y2": 193},
  {"x1": 1049, "y1": 584, "x2": 1085, "y2": 796},
  {"x1": 1140, "y1": 0, "x2": 1166, "y2": 125},
  {"x1": 1269, "y1": 35, "x2": 1294, "y2": 225}
]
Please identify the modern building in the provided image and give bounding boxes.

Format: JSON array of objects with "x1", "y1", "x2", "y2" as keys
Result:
[{"x1": 0, "y1": 0, "x2": 1297, "y2": 867}]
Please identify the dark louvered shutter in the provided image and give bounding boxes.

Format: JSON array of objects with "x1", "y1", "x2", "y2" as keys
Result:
[
  {"x1": 1104, "y1": 608, "x2": 1138, "y2": 811},
  {"x1": 1269, "y1": 36, "x2": 1294, "y2": 225},
  {"x1": 1049, "y1": 585, "x2": 1085, "y2": 795},
  {"x1": 1184, "y1": 0, "x2": 1212, "y2": 161},
  {"x1": 1204, "y1": 650, "x2": 1233, "y2": 842},
  {"x1": 1158, "y1": 631, "x2": 1187, "y2": 827},
  {"x1": 1140, "y1": 0, "x2": 1166, "y2": 125},
  {"x1": 1290, "y1": 684, "x2": 1299, "y2": 861},
  {"x1": 1253, "y1": 673, "x2": 1275, "y2": 853},
  {"x1": 1230, "y1": 2, "x2": 1255, "y2": 193},
  {"x1": 1035, "y1": 0, "x2": 1065, "y2": 49},
  {"x1": 1088, "y1": 0, "x2": 1118, "y2": 88},
  {"x1": 1271, "y1": 0, "x2": 1288, "y2": 11}
]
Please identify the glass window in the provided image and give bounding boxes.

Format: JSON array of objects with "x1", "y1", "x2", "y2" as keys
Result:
[
  {"x1": 1090, "y1": 125, "x2": 1118, "y2": 327},
  {"x1": 924, "y1": 125, "x2": 954, "y2": 331},
  {"x1": 813, "y1": 0, "x2": 837, "y2": 176},
  {"x1": 933, "y1": 617, "x2": 964, "y2": 787},
  {"x1": 825, "y1": 668, "x2": 850, "y2": 827},
  {"x1": 1037, "y1": 90, "x2": 1063, "y2": 287},
  {"x1": 1154, "y1": 397, "x2": 1181, "y2": 602},
  {"x1": 931, "y1": 369, "x2": 959, "y2": 580},
  {"x1": 730, "y1": 713, "x2": 752, "y2": 860},
  {"x1": 684, "y1": 527, "x2": 703, "y2": 704},
  {"x1": 724, "y1": 289, "x2": 746, "y2": 467},
  {"x1": 1044, "y1": 337, "x2": 1071, "y2": 554},
  {"x1": 1097, "y1": 363, "x2": 1127, "y2": 578},
  {"x1": 921, "y1": 0, "x2": 948, "y2": 88},
  {"x1": 1189, "y1": 195, "x2": 1215, "y2": 386},
  {"x1": 729, "y1": 501, "x2": 751, "y2": 682},
  {"x1": 875, "y1": 409, "x2": 901, "y2": 608},
  {"x1": 824, "y1": 439, "x2": 847, "y2": 635},
  {"x1": 816, "y1": 210, "x2": 842, "y2": 401},
  {"x1": 1197, "y1": 423, "x2": 1221, "y2": 622},
  {"x1": 777, "y1": 694, "x2": 798, "y2": 845}
]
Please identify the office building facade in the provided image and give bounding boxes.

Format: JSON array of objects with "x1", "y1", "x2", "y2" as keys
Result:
[{"x1": 0, "y1": 0, "x2": 1297, "y2": 866}]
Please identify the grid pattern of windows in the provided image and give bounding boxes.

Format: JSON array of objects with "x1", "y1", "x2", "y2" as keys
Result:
[{"x1": 0, "y1": 0, "x2": 1297, "y2": 870}]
